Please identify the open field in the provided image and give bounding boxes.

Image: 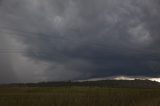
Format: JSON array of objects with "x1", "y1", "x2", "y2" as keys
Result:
[{"x1": 0, "y1": 87, "x2": 160, "y2": 106}]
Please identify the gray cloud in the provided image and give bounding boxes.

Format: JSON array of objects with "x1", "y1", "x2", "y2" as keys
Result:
[{"x1": 0, "y1": 0, "x2": 160, "y2": 82}]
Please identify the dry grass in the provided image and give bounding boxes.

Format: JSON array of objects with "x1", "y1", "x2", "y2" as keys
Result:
[{"x1": 0, "y1": 87, "x2": 160, "y2": 106}]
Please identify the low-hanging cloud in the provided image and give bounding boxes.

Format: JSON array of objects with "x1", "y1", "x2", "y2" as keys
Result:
[{"x1": 0, "y1": 0, "x2": 160, "y2": 82}]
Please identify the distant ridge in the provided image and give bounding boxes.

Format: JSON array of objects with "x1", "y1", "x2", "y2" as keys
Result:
[
  {"x1": 1, "y1": 80, "x2": 160, "y2": 88},
  {"x1": 78, "y1": 76, "x2": 160, "y2": 82}
]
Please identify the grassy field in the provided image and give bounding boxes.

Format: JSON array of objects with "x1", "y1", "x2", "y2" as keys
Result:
[{"x1": 0, "y1": 87, "x2": 160, "y2": 106}]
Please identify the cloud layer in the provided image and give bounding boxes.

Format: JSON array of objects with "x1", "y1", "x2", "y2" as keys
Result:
[{"x1": 0, "y1": 0, "x2": 160, "y2": 82}]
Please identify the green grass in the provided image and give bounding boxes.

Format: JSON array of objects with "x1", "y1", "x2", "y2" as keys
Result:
[{"x1": 0, "y1": 87, "x2": 160, "y2": 106}]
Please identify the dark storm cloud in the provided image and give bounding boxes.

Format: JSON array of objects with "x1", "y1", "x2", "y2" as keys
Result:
[{"x1": 0, "y1": 0, "x2": 160, "y2": 81}]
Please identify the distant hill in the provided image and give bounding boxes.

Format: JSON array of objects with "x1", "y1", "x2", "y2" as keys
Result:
[{"x1": 1, "y1": 79, "x2": 160, "y2": 88}]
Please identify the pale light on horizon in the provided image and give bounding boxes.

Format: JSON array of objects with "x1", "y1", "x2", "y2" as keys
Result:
[{"x1": 149, "y1": 78, "x2": 160, "y2": 83}]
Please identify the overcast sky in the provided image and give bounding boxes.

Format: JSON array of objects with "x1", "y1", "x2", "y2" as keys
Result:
[{"x1": 0, "y1": 0, "x2": 160, "y2": 83}]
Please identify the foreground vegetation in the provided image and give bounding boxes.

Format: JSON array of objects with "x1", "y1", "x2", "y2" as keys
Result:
[{"x1": 0, "y1": 87, "x2": 160, "y2": 106}]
